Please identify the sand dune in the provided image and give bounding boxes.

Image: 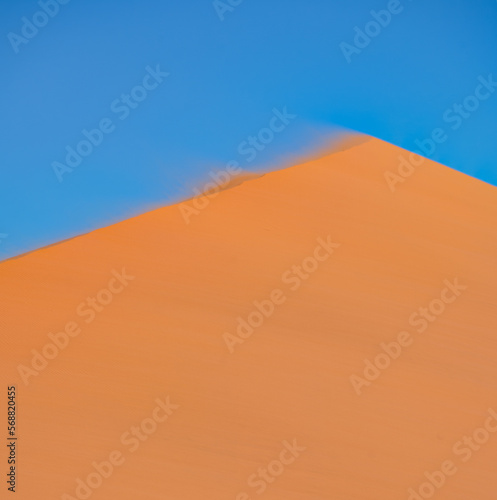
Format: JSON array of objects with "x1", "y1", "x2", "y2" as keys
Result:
[{"x1": 2, "y1": 136, "x2": 497, "y2": 499}]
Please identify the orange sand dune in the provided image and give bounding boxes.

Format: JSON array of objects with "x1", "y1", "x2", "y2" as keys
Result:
[{"x1": 2, "y1": 137, "x2": 497, "y2": 500}]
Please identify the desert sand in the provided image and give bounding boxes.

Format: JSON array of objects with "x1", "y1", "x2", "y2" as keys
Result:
[{"x1": 1, "y1": 136, "x2": 497, "y2": 499}]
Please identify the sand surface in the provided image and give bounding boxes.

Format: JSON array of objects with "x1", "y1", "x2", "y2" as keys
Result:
[{"x1": 1, "y1": 137, "x2": 497, "y2": 499}]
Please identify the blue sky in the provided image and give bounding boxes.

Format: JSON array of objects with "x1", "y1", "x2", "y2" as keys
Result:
[{"x1": 1, "y1": 0, "x2": 496, "y2": 260}]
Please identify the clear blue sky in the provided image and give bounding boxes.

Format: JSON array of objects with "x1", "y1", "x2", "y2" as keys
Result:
[{"x1": 1, "y1": 0, "x2": 496, "y2": 260}]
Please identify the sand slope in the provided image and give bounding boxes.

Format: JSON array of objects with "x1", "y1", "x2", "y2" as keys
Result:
[{"x1": 1, "y1": 137, "x2": 497, "y2": 500}]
